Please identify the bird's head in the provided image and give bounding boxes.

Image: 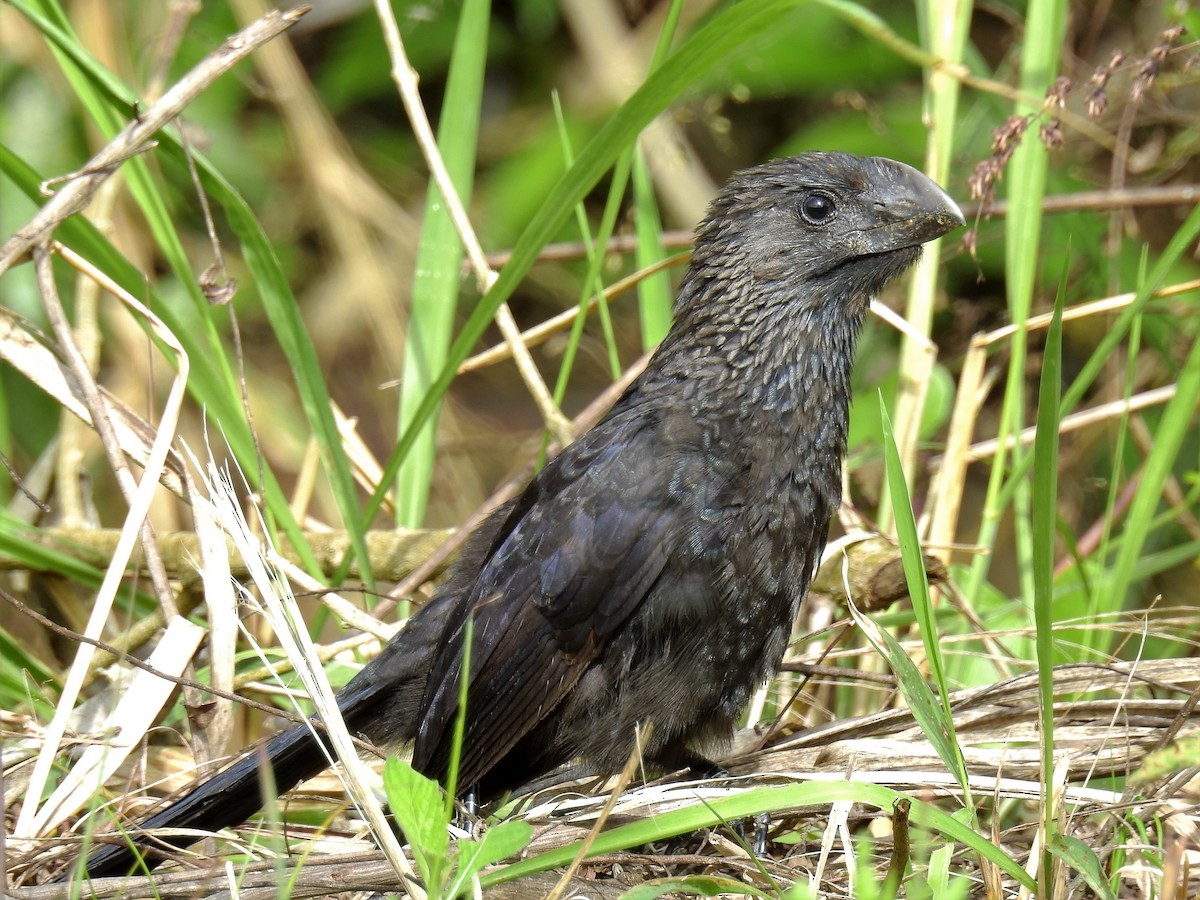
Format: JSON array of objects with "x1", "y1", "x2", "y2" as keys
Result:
[{"x1": 686, "y1": 152, "x2": 964, "y2": 314}]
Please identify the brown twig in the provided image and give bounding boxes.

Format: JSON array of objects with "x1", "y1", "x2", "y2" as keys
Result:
[
  {"x1": 0, "y1": 7, "x2": 308, "y2": 275},
  {"x1": 882, "y1": 797, "x2": 911, "y2": 895}
]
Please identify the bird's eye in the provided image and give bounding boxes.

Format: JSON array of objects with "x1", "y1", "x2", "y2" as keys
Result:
[{"x1": 799, "y1": 192, "x2": 837, "y2": 225}]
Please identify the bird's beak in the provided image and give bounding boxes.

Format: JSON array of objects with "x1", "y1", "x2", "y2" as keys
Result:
[{"x1": 858, "y1": 158, "x2": 965, "y2": 254}]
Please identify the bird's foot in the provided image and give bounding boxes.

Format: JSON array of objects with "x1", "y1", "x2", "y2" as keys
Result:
[
  {"x1": 751, "y1": 811, "x2": 771, "y2": 856},
  {"x1": 726, "y1": 809, "x2": 771, "y2": 857}
]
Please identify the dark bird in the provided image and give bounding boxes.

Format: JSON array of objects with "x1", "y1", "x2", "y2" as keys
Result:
[{"x1": 70, "y1": 152, "x2": 962, "y2": 879}]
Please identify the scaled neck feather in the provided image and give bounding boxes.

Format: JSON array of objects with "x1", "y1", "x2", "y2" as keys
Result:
[{"x1": 648, "y1": 265, "x2": 871, "y2": 465}]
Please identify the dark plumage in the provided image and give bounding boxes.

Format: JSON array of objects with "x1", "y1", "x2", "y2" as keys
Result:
[{"x1": 71, "y1": 152, "x2": 962, "y2": 879}]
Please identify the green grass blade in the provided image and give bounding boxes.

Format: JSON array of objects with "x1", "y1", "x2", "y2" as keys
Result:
[
  {"x1": 0, "y1": 516, "x2": 108, "y2": 591},
  {"x1": 632, "y1": 147, "x2": 673, "y2": 349},
  {"x1": 0, "y1": 623, "x2": 56, "y2": 701},
  {"x1": 878, "y1": 0, "x2": 969, "y2": 528},
  {"x1": 1048, "y1": 833, "x2": 1117, "y2": 900},
  {"x1": 395, "y1": 0, "x2": 490, "y2": 529},
  {"x1": 219, "y1": 182, "x2": 374, "y2": 586},
  {"x1": 632, "y1": 0, "x2": 684, "y2": 351},
  {"x1": 963, "y1": 0, "x2": 1067, "y2": 604},
  {"x1": 879, "y1": 403, "x2": 971, "y2": 804},
  {"x1": 1096, "y1": 265, "x2": 1143, "y2": 604},
  {"x1": 554, "y1": 0, "x2": 684, "y2": 388},
  {"x1": 1032, "y1": 265, "x2": 1065, "y2": 890},
  {"x1": 442, "y1": 614, "x2": 473, "y2": 821},
  {"x1": 1005, "y1": 0, "x2": 1068, "y2": 627},
  {"x1": 1106, "y1": 315, "x2": 1200, "y2": 608},
  {"x1": 849, "y1": 598, "x2": 963, "y2": 789},
  {"x1": 548, "y1": 91, "x2": 625, "y2": 399}
]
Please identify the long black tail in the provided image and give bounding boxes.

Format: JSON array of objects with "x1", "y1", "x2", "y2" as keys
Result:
[
  {"x1": 64, "y1": 588, "x2": 462, "y2": 880},
  {"x1": 73, "y1": 717, "x2": 334, "y2": 879}
]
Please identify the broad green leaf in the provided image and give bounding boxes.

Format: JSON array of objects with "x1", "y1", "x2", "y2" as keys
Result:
[
  {"x1": 383, "y1": 757, "x2": 449, "y2": 889},
  {"x1": 447, "y1": 819, "x2": 534, "y2": 897}
]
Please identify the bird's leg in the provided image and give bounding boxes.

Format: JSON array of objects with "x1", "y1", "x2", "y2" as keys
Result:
[
  {"x1": 452, "y1": 783, "x2": 485, "y2": 836},
  {"x1": 726, "y1": 810, "x2": 771, "y2": 858},
  {"x1": 462, "y1": 784, "x2": 479, "y2": 817},
  {"x1": 750, "y1": 813, "x2": 771, "y2": 857}
]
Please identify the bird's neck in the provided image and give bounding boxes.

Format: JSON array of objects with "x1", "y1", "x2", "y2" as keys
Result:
[{"x1": 653, "y1": 275, "x2": 870, "y2": 465}]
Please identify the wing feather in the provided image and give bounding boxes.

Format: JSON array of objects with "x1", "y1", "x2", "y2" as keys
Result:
[{"x1": 412, "y1": 403, "x2": 706, "y2": 785}]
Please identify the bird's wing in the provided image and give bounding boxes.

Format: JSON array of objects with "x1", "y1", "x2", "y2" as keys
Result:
[{"x1": 412, "y1": 402, "x2": 711, "y2": 785}]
